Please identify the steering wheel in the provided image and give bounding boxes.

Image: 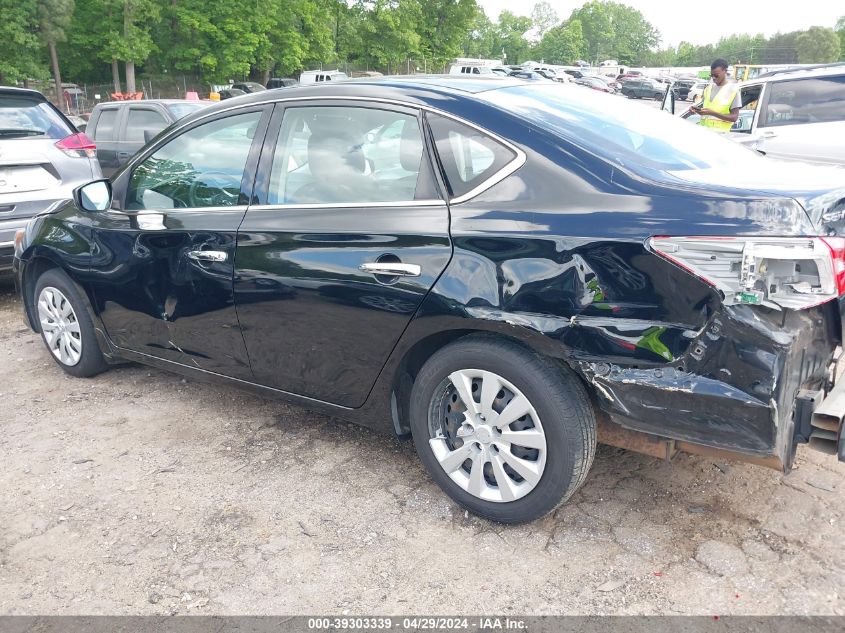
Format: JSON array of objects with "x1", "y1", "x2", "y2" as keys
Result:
[{"x1": 188, "y1": 172, "x2": 242, "y2": 207}]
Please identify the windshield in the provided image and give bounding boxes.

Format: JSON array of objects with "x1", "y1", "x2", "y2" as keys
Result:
[
  {"x1": 481, "y1": 84, "x2": 764, "y2": 172},
  {"x1": 167, "y1": 102, "x2": 209, "y2": 119},
  {"x1": 0, "y1": 95, "x2": 72, "y2": 139}
]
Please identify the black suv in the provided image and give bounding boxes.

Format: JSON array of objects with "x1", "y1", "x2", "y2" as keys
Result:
[{"x1": 14, "y1": 78, "x2": 845, "y2": 523}]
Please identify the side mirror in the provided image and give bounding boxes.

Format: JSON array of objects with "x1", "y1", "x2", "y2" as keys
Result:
[
  {"x1": 73, "y1": 179, "x2": 112, "y2": 212},
  {"x1": 143, "y1": 129, "x2": 156, "y2": 144},
  {"x1": 661, "y1": 87, "x2": 675, "y2": 114}
]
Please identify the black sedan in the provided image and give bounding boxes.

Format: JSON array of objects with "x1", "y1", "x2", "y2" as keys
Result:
[{"x1": 13, "y1": 77, "x2": 845, "y2": 523}]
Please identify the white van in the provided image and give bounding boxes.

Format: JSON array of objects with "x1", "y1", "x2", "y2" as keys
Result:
[
  {"x1": 449, "y1": 65, "x2": 495, "y2": 76},
  {"x1": 300, "y1": 70, "x2": 348, "y2": 84}
]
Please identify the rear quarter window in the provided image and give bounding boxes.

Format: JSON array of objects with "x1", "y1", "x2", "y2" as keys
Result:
[
  {"x1": 762, "y1": 75, "x2": 845, "y2": 127},
  {"x1": 0, "y1": 94, "x2": 72, "y2": 139},
  {"x1": 427, "y1": 113, "x2": 518, "y2": 200}
]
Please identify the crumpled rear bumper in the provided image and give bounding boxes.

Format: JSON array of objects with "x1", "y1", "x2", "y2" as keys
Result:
[{"x1": 581, "y1": 300, "x2": 841, "y2": 468}]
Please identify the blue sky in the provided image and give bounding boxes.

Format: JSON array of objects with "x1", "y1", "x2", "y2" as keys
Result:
[{"x1": 477, "y1": 1, "x2": 843, "y2": 48}]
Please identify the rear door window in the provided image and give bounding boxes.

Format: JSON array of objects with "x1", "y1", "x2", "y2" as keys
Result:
[
  {"x1": 125, "y1": 108, "x2": 169, "y2": 142},
  {"x1": 0, "y1": 94, "x2": 72, "y2": 140},
  {"x1": 267, "y1": 105, "x2": 434, "y2": 205},
  {"x1": 761, "y1": 75, "x2": 845, "y2": 127},
  {"x1": 93, "y1": 108, "x2": 119, "y2": 140},
  {"x1": 427, "y1": 113, "x2": 518, "y2": 200}
]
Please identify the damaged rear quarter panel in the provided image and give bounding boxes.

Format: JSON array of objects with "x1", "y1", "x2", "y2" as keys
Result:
[{"x1": 414, "y1": 126, "x2": 838, "y2": 459}]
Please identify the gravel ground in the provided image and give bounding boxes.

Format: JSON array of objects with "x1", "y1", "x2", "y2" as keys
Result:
[{"x1": 1, "y1": 273, "x2": 844, "y2": 616}]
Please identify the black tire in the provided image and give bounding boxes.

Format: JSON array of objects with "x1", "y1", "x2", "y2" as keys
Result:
[
  {"x1": 34, "y1": 268, "x2": 108, "y2": 378},
  {"x1": 409, "y1": 336, "x2": 596, "y2": 524}
]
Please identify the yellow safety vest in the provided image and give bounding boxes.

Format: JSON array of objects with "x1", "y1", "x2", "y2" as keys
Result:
[{"x1": 699, "y1": 82, "x2": 738, "y2": 132}]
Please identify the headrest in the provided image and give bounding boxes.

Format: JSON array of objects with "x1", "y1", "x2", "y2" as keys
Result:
[{"x1": 399, "y1": 119, "x2": 423, "y2": 173}]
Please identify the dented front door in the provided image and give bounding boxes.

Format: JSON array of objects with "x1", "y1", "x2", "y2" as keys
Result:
[{"x1": 87, "y1": 107, "x2": 271, "y2": 380}]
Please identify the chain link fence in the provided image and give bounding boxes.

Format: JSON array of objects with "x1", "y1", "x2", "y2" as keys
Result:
[{"x1": 51, "y1": 59, "x2": 453, "y2": 114}]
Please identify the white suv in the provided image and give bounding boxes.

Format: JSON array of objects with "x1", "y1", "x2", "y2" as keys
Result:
[{"x1": 670, "y1": 64, "x2": 845, "y2": 166}]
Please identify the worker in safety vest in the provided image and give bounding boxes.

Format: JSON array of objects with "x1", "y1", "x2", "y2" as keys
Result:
[{"x1": 690, "y1": 59, "x2": 740, "y2": 132}]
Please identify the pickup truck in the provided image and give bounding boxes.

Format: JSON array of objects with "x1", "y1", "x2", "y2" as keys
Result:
[{"x1": 87, "y1": 100, "x2": 209, "y2": 176}]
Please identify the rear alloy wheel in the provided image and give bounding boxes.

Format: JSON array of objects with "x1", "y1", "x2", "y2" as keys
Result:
[
  {"x1": 410, "y1": 337, "x2": 596, "y2": 523},
  {"x1": 35, "y1": 269, "x2": 108, "y2": 378}
]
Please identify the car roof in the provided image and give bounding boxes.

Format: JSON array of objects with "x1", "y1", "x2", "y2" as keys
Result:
[
  {"x1": 172, "y1": 75, "x2": 531, "y2": 128},
  {"x1": 0, "y1": 86, "x2": 48, "y2": 100},
  {"x1": 753, "y1": 63, "x2": 845, "y2": 82},
  {"x1": 93, "y1": 99, "x2": 203, "y2": 108}
]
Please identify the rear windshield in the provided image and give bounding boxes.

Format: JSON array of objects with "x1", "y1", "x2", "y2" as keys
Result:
[
  {"x1": 481, "y1": 84, "x2": 763, "y2": 172},
  {"x1": 0, "y1": 94, "x2": 72, "y2": 139},
  {"x1": 166, "y1": 102, "x2": 209, "y2": 120}
]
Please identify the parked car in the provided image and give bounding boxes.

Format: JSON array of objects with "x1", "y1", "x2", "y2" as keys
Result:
[
  {"x1": 14, "y1": 77, "x2": 845, "y2": 523},
  {"x1": 670, "y1": 78, "x2": 697, "y2": 100},
  {"x1": 589, "y1": 75, "x2": 619, "y2": 91},
  {"x1": 300, "y1": 70, "x2": 349, "y2": 83},
  {"x1": 266, "y1": 77, "x2": 298, "y2": 89},
  {"x1": 67, "y1": 114, "x2": 88, "y2": 132},
  {"x1": 0, "y1": 86, "x2": 101, "y2": 274},
  {"x1": 87, "y1": 99, "x2": 210, "y2": 176},
  {"x1": 218, "y1": 88, "x2": 246, "y2": 100},
  {"x1": 664, "y1": 64, "x2": 845, "y2": 165},
  {"x1": 508, "y1": 71, "x2": 552, "y2": 82},
  {"x1": 687, "y1": 80, "x2": 709, "y2": 102},
  {"x1": 620, "y1": 78, "x2": 665, "y2": 99},
  {"x1": 231, "y1": 82, "x2": 266, "y2": 94},
  {"x1": 573, "y1": 76, "x2": 614, "y2": 93}
]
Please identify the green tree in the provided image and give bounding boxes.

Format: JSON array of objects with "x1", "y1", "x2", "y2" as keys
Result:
[
  {"x1": 0, "y1": 0, "x2": 45, "y2": 83},
  {"x1": 496, "y1": 11, "x2": 532, "y2": 65},
  {"x1": 463, "y1": 7, "x2": 496, "y2": 59},
  {"x1": 419, "y1": 0, "x2": 478, "y2": 68},
  {"x1": 569, "y1": 1, "x2": 657, "y2": 65},
  {"x1": 530, "y1": 2, "x2": 558, "y2": 39},
  {"x1": 536, "y1": 19, "x2": 584, "y2": 64},
  {"x1": 761, "y1": 31, "x2": 800, "y2": 64},
  {"x1": 37, "y1": 0, "x2": 75, "y2": 106},
  {"x1": 355, "y1": 0, "x2": 422, "y2": 70},
  {"x1": 674, "y1": 41, "x2": 697, "y2": 66},
  {"x1": 836, "y1": 16, "x2": 845, "y2": 61},
  {"x1": 796, "y1": 26, "x2": 841, "y2": 63}
]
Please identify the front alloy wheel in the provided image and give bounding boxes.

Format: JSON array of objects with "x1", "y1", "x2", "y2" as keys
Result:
[
  {"x1": 34, "y1": 268, "x2": 108, "y2": 378},
  {"x1": 38, "y1": 286, "x2": 82, "y2": 366}
]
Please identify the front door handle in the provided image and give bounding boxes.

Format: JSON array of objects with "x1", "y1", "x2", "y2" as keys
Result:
[
  {"x1": 187, "y1": 250, "x2": 227, "y2": 262},
  {"x1": 359, "y1": 262, "x2": 421, "y2": 277}
]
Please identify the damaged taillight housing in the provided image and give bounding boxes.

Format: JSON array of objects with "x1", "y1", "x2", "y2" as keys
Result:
[{"x1": 649, "y1": 236, "x2": 845, "y2": 310}]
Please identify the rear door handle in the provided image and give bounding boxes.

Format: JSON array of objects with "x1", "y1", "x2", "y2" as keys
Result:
[
  {"x1": 359, "y1": 262, "x2": 421, "y2": 277},
  {"x1": 117, "y1": 152, "x2": 131, "y2": 160},
  {"x1": 187, "y1": 250, "x2": 227, "y2": 262}
]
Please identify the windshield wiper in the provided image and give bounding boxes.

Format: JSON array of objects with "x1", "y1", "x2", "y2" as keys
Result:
[{"x1": 0, "y1": 129, "x2": 46, "y2": 138}]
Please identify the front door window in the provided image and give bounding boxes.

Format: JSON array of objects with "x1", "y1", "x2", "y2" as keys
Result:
[{"x1": 127, "y1": 110, "x2": 262, "y2": 210}]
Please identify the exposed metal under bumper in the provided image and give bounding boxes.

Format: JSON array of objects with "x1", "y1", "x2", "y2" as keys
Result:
[
  {"x1": 597, "y1": 418, "x2": 786, "y2": 471},
  {"x1": 810, "y1": 377, "x2": 845, "y2": 461}
]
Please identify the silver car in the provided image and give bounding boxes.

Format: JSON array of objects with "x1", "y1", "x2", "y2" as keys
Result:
[
  {"x1": 0, "y1": 87, "x2": 101, "y2": 273},
  {"x1": 665, "y1": 65, "x2": 845, "y2": 166}
]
